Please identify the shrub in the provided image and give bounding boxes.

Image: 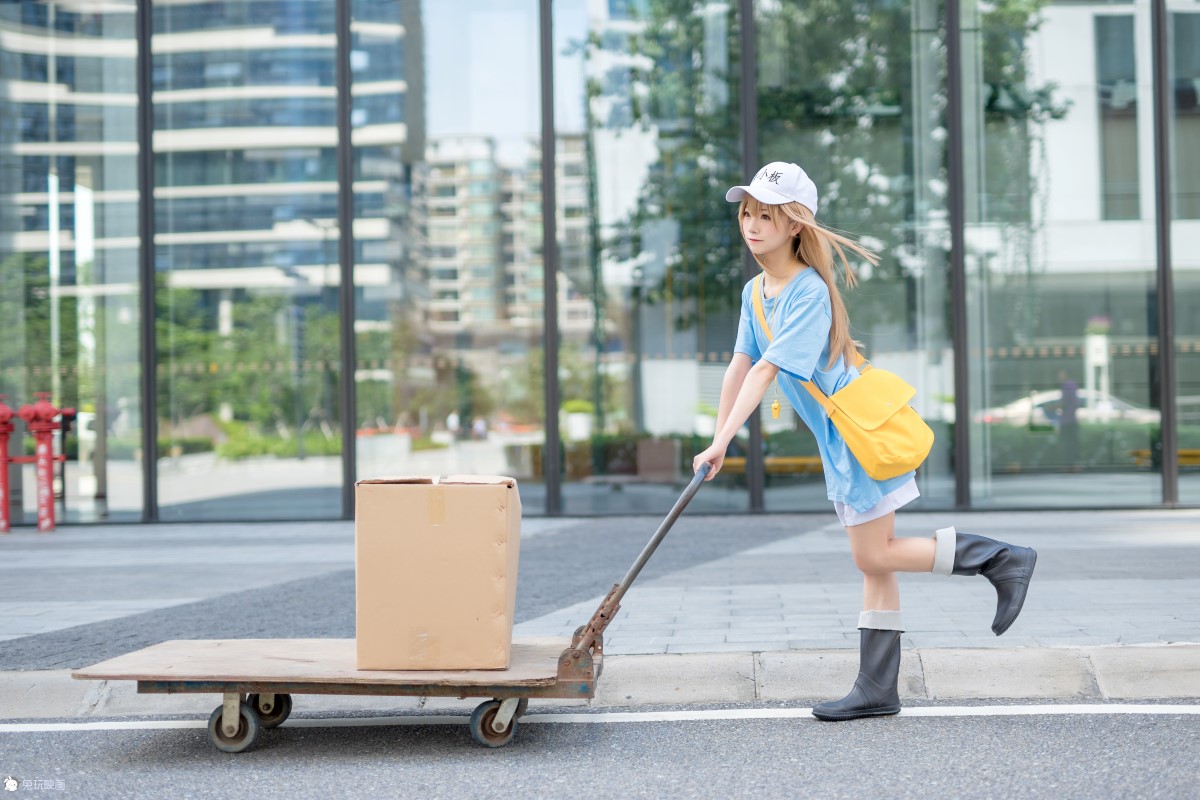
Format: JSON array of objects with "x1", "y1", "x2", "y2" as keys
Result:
[
  {"x1": 983, "y1": 421, "x2": 1155, "y2": 472},
  {"x1": 561, "y1": 399, "x2": 595, "y2": 414},
  {"x1": 215, "y1": 429, "x2": 341, "y2": 460}
]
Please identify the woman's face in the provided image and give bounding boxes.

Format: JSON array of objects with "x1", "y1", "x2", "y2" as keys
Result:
[{"x1": 740, "y1": 201, "x2": 796, "y2": 258}]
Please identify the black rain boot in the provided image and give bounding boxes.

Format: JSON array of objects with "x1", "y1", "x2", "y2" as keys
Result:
[
  {"x1": 933, "y1": 526, "x2": 1037, "y2": 636},
  {"x1": 812, "y1": 612, "x2": 902, "y2": 722}
]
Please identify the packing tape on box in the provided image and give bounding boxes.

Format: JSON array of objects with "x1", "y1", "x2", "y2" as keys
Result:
[{"x1": 427, "y1": 483, "x2": 445, "y2": 525}]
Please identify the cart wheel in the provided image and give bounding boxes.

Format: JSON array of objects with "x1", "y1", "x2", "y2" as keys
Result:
[
  {"x1": 469, "y1": 700, "x2": 517, "y2": 748},
  {"x1": 247, "y1": 693, "x2": 292, "y2": 728},
  {"x1": 207, "y1": 702, "x2": 261, "y2": 753},
  {"x1": 515, "y1": 698, "x2": 529, "y2": 718}
]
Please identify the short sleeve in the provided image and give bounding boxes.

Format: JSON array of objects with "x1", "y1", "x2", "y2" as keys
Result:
[
  {"x1": 734, "y1": 296, "x2": 761, "y2": 360},
  {"x1": 761, "y1": 293, "x2": 831, "y2": 382}
]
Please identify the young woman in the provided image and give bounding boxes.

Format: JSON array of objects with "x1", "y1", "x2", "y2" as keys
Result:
[{"x1": 692, "y1": 162, "x2": 1037, "y2": 721}]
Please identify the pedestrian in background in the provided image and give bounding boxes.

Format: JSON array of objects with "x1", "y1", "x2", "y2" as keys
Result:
[
  {"x1": 692, "y1": 162, "x2": 1038, "y2": 721},
  {"x1": 1058, "y1": 370, "x2": 1081, "y2": 470}
]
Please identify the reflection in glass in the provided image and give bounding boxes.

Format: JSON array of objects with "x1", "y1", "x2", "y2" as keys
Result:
[
  {"x1": 754, "y1": 0, "x2": 952, "y2": 511},
  {"x1": 352, "y1": 1, "x2": 547, "y2": 513},
  {"x1": 554, "y1": 0, "x2": 747, "y2": 513},
  {"x1": 1172, "y1": 2, "x2": 1200, "y2": 502},
  {"x1": 153, "y1": 0, "x2": 342, "y2": 519},
  {"x1": 0, "y1": 2, "x2": 143, "y2": 523},
  {"x1": 965, "y1": 0, "x2": 1159, "y2": 506}
]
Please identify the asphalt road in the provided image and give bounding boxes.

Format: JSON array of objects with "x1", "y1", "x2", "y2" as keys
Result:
[{"x1": 3, "y1": 705, "x2": 1198, "y2": 799}]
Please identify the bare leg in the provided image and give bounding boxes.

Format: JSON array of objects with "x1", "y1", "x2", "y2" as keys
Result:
[
  {"x1": 814, "y1": 511, "x2": 921, "y2": 722},
  {"x1": 844, "y1": 511, "x2": 936, "y2": 610}
]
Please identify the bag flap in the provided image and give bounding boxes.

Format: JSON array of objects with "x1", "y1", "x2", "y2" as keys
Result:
[{"x1": 829, "y1": 370, "x2": 917, "y2": 430}]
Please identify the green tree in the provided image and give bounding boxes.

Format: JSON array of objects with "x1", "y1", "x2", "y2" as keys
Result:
[
  {"x1": 355, "y1": 324, "x2": 397, "y2": 429},
  {"x1": 976, "y1": 0, "x2": 1070, "y2": 347},
  {"x1": 623, "y1": 0, "x2": 745, "y2": 330},
  {"x1": 157, "y1": 284, "x2": 344, "y2": 439},
  {"x1": 621, "y1": 0, "x2": 1067, "y2": 336},
  {"x1": 0, "y1": 252, "x2": 79, "y2": 404},
  {"x1": 156, "y1": 279, "x2": 217, "y2": 428}
]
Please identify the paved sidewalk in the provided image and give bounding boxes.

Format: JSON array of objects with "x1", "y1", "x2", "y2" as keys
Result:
[
  {"x1": 1, "y1": 508, "x2": 1199, "y2": 720},
  {"x1": 516, "y1": 513, "x2": 1200, "y2": 652}
]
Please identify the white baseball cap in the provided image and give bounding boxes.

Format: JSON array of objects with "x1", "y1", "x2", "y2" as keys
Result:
[{"x1": 725, "y1": 162, "x2": 819, "y2": 215}]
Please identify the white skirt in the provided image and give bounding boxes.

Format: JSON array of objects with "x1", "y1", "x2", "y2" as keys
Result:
[{"x1": 833, "y1": 478, "x2": 920, "y2": 527}]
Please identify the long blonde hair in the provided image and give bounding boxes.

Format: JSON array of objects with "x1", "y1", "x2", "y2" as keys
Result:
[{"x1": 738, "y1": 198, "x2": 879, "y2": 370}]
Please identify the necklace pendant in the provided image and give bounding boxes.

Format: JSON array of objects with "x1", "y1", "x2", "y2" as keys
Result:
[{"x1": 771, "y1": 399, "x2": 781, "y2": 419}]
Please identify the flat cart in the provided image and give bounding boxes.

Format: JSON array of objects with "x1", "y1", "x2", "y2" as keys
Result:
[{"x1": 72, "y1": 464, "x2": 710, "y2": 752}]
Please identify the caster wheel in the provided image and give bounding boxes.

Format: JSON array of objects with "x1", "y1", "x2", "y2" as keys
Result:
[
  {"x1": 515, "y1": 698, "x2": 529, "y2": 718},
  {"x1": 469, "y1": 700, "x2": 517, "y2": 748},
  {"x1": 207, "y1": 702, "x2": 261, "y2": 753},
  {"x1": 247, "y1": 693, "x2": 292, "y2": 728}
]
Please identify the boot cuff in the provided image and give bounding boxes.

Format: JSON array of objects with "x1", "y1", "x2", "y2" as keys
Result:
[
  {"x1": 932, "y1": 526, "x2": 957, "y2": 576},
  {"x1": 858, "y1": 610, "x2": 905, "y2": 631}
]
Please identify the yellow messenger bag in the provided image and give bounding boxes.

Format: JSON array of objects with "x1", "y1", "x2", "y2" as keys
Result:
[{"x1": 752, "y1": 274, "x2": 934, "y2": 481}]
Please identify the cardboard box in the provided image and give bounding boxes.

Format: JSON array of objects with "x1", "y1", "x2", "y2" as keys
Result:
[{"x1": 354, "y1": 475, "x2": 521, "y2": 671}]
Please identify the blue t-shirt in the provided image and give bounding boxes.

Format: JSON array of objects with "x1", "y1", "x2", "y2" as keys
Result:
[{"x1": 733, "y1": 268, "x2": 915, "y2": 513}]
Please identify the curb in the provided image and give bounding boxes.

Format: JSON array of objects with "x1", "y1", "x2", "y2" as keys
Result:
[{"x1": 1, "y1": 644, "x2": 1197, "y2": 722}]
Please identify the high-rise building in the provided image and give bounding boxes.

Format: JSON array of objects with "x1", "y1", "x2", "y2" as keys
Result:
[{"x1": 3, "y1": 0, "x2": 1199, "y2": 523}]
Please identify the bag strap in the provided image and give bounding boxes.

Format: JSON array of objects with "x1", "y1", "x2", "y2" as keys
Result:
[
  {"x1": 750, "y1": 273, "x2": 773, "y2": 340},
  {"x1": 750, "y1": 273, "x2": 867, "y2": 412}
]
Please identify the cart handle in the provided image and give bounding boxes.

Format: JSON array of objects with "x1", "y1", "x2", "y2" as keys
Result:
[
  {"x1": 573, "y1": 462, "x2": 710, "y2": 653},
  {"x1": 615, "y1": 461, "x2": 710, "y2": 595}
]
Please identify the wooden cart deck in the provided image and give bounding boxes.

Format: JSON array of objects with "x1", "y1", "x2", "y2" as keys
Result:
[
  {"x1": 71, "y1": 636, "x2": 602, "y2": 751},
  {"x1": 72, "y1": 636, "x2": 598, "y2": 699}
]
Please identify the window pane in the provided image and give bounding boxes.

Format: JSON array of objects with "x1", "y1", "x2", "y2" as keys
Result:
[
  {"x1": 153, "y1": 0, "x2": 342, "y2": 520},
  {"x1": 0, "y1": 2, "x2": 144, "y2": 524},
  {"x1": 1097, "y1": 15, "x2": 1140, "y2": 220},
  {"x1": 352, "y1": 1, "x2": 547, "y2": 514},
  {"x1": 1174, "y1": 10, "x2": 1200, "y2": 219},
  {"x1": 1172, "y1": 2, "x2": 1200, "y2": 502},
  {"x1": 553, "y1": 0, "x2": 748, "y2": 513},
  {"x1": 755, "y1": 0, "x2": 953, "y2": 512},
  {"x1": 965, "y1": 0, "x2": 1160, "y2": 507}
]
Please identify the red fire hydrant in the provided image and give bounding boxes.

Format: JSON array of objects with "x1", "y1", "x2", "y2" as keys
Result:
[
  {"x1": 17, "y1": 393, "x2": 74, "y2": 533},
  {"x1": 0, "y1": 395, "x2": 14, "y2": 533}
]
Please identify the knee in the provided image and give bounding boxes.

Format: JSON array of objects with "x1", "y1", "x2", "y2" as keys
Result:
[{"x1": 851, "y1": 547, "x2": 892, "y2": 576}]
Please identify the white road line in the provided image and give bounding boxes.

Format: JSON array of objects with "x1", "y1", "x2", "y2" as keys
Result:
[
  {"x1": 1, "y1": 704, "x2": 1199, "y2": 733},
  {"x1": 1, "y1": 720, "x2": 207, "y2": 733},
  {"x1": 525, "y1": 705, "x2": 1200, "y2": 723}
]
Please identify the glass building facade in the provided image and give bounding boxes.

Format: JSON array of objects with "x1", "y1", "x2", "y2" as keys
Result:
[{"x1": 1, "y1": 0, "x2": 1197, "y2": 525}]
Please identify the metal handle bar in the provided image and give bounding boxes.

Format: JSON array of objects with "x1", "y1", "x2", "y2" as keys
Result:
[
  {"x1": 614, "y1": 461, "x2": 710, "y2": 600},
  {"x1": 573, "y1": 462, "x2": 710, "y2": 652}
]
